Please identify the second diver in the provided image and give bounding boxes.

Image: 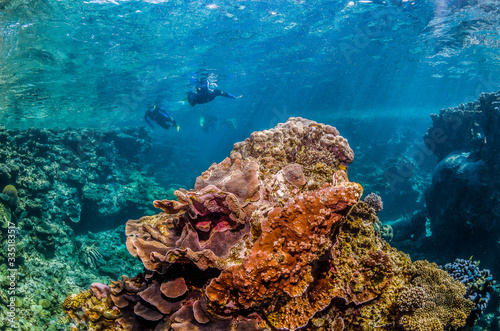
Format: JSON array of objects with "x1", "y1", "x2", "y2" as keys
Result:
[{"x1": 144, "y1": 105, "x2": 179, "y2": 131}]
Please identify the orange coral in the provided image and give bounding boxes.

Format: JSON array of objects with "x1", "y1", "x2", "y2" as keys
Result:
[
  {"x1": 65, "y1": 118, "x2": 474, "y2": 331},
  {"x1": 205, "y1": 184, "x2": 360, "y2": 330}
]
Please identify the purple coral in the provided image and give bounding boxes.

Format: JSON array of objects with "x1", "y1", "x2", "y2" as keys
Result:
[{"x1": 364, "y1": 192, "x2": 383, "y2": 213}]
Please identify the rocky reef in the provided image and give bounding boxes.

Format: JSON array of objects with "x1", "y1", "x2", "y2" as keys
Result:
[
  {"x1": 65, "y1": 118, "x2": 475, "y2": 331},
  {"x1": 423, "y1": 90, "x2": 500, "y2": 275}
]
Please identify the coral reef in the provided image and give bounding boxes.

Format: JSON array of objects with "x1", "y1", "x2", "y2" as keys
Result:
[
  {"x1": 0, "y1": 126, "x2": 172, "y2": 236},
  {"x1": 64, "y1": 118, "x2": 475, "y2": 331},
  {"x1": 0, "y1": 126, "x2": 175, "y2": 330},
  {"x1": 397, "y1": 260, "x2": 475, "y2": 331},
  {"x1": 442, "y1": 258, "x2": 496, "y2": 325},
  {"x1": 423, "y1": 90, "x2": 500, "y2": 275},
  {"x1": 0, "y1": 203, "x2": 143, "y2": 331},
  {"x1": 0, "y1": 198, "x2": 142, "y2": 330}
]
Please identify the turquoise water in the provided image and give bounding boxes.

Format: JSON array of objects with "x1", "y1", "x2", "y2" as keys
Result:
[
  {"x1": 3, "y1": 0, "x2": 499, "y2": 183},
  {"x1": 2, "y1": 0, "x2": 500, "y2": 128},
  {"x1": 1, "y1": 0, "x2": 500, "y2": 330}
]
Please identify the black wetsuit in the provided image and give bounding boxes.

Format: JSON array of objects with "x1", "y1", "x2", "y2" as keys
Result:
[
  {"x1": 144, "y1": 106, "x2": 176, "y2": 130},
  {"x1": 187, "y1": 81, "x2": 236, "y2": 106}
]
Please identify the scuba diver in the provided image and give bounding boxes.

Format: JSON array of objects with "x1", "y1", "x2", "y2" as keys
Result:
[
  {"x1": 144, "y1": 105, "x2": 179, "y2": 131},
  {"x1": 187, "y1": 77, "x2": 239, "y2": 106}
]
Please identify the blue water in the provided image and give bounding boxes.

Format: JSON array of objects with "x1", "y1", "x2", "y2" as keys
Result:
[
  {"x1": 1, "y1": 0, "x2": 500, "y2": 329},
  {"x1": 2, "y1": 0, "x2": 500, "y2": 127},
  {"x1": 2, "y1": 0, "x2": 500, "y2": 177}
]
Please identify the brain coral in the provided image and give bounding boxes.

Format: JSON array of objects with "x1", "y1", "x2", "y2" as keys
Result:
[{"x1": 64, "y1": 117, "x2": 474, "y2": 331}]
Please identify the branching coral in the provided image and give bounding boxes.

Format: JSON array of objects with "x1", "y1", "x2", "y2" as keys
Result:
[
  {"x1": 396, "y1": 286, "x2": 427, "y2": 313},
  {"x1": 441, "y1": 258, "x2": 496, "y2": 324}
]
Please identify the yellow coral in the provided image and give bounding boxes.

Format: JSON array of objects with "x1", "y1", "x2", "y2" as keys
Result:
[
  {"x1": 63, "y1": 290, "x2": 93, "y2": 310},
  {"x1": 396, "y1": 286, "x2": 427, "y2": 312},
  {"x1": 398, "y1": 260, "x2": 475, "y2": 331},
  {"x1": 64, "y1": 289, "x2": 123, "y2": 331}
]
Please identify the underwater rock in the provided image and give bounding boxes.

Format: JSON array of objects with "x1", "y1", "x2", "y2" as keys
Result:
[
  {"x1": 423, "y1": 92, "x2": 500, "y2": 163},
  {"x1": 65, "y1": 118, "x2": 475, "y2": 331},
  {"x1": 424, "y1": 90, "x2": 500, "y2": 273}
]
